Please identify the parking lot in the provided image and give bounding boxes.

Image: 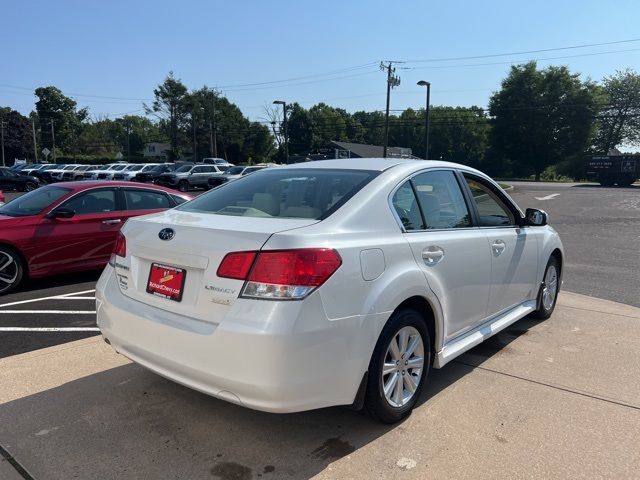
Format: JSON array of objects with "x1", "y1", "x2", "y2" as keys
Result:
[{"x1": 1, "y1": 182, "x2": 639, "y2": 478}]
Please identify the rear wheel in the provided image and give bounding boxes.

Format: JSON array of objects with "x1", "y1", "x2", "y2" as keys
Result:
[
  {"x1": 178, "y1": 180, "x2": 189, "y2": 192},
  {"x1": 23, "y1": 181, "x2": 37, "y2": 192},
  {"x1": 364, "y1": 309, "x2": 431, "y2": 423},
  {"x1": 0, "y1": 246, "x2": 24, "y2": 295},
  {"x1": 532, "y1": 256, "x2": 560, "y2": 319}
]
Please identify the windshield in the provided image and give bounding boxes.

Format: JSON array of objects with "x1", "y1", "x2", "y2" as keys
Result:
[
  {"x1": 150, "y1": 164, "x2": 171, "y2": 172},
  {"x1": 0, "y1": 186, "x2": 71, "y2": 217},
  {"x1": 42, "y1": 164, "x2": 58, "y2": 171},
  {"x1": 127, "y1": 165, "x2": 144, "y2": 171},
  {"x1": 175, "y1": 165, "x2": 193, "y2": 173},
  {"x1": 178, "y1": 168, "x2": 378, "y2": 219},
  {"x1": 62, "y1": 165, "x2": 76, "y2": 170},
  {"x1": 112, "y1": 164, "x2": 128, "y2": 171},
  {"x1": 225, "y1": 167, "x2": 245, "y2": 175}
]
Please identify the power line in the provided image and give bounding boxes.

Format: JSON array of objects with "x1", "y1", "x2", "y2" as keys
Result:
[{"x1": 403, "y1": 37, "x2": 640, "y2": 63}]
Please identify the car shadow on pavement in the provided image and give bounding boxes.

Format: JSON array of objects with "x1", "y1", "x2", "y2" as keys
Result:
[
  {"x1": 20, "y1": 269, "x2": 102, "y2": 294},
  {"x1": 0, "y1": 317, "x2": 547, "y2": 480}
]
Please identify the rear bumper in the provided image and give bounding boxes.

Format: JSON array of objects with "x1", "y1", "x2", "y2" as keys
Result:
[{"x1": 96, "y1": 266, "x2": 374, "y2": 413}]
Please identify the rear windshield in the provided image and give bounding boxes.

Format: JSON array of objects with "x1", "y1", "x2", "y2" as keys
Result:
[{"x1": 178, "y1": 168, "x2": 378, "y2": 219}]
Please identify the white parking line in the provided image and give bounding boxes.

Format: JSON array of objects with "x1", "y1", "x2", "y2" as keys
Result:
[
  {"x1": 535, "y1": 193, "x2": 560, "y2": 201},
  {"x1": 0, "y1": 289, "x2": 95, "y2": 308},
  {"x1": 0, "y1": 327, "x2": 99, "y2": 332},
  {"x1": 0, "y1": 310, "x2": 96, "y2": 314}
]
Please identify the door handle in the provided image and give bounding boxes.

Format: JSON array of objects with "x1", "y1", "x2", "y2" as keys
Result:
[
  {"x1": 102, "y1": 219, "x2": 122, "y2": 225},
  {"x1": 422, "y1": 246, "x2": 445, "y2": 265},
  {"x1": 492, "y1": 240, "x2": 506, "y2": 255}
]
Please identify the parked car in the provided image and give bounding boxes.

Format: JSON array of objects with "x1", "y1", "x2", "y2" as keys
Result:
[
  {"x1": 112, "y1": 164, "x2": 161, "y2": 181},
  {"x1": 61, "y1": 165, "x2": 94, "y2": 181},
  {"x1": 208, "y1": 164, "x2": 271, "y2": 188},
  {"x1": 82, "y1": 164, "x2": 115, "y2": 180},
  {"x1": 156, "y1": 164, "x2": 228, "y2": 191},
  {"x1": 0, "y1": 167, "x2": 39, "y2": 192},
  {"x1": 18, "y1": 164, "x2": 54, "y2": 177},
  {"x1": 96, "y1": 158, "x2": 563, "y2": 423},
  {"x1": 202, "y1": 157, "x2": 234, "y2": 167},
  {"x1": 0, "y1": 181, "x2": 192, "y2": 295},
  {"x1": 96, "y1": 164, "x2": 130, "y2": 180},
  {"x1": 132, "y1": 163, "x2": 177, "y2": 183},
  {"x1": 38, "y1": 164, "x2": 68, "y2": 183},
  {"x1": 48, "y1": 164, "x2": 82, "y2": 182}
]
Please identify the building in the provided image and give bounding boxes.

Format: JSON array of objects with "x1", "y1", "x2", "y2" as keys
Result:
[
  {"x1": 143, "y1": 142, "x2": 171, "y2": 158},
  {"x1": 290, "y1": 141, "x2": 416, "y2": 162}
]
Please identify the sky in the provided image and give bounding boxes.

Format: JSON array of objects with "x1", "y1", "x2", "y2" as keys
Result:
[{"x1": 2, "y1": 0, "x2": 640, "y2": 123}]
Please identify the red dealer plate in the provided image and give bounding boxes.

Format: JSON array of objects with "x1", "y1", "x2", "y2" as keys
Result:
[{"x1": 146, "y1": 263, "x2": 186, "y2": 302}]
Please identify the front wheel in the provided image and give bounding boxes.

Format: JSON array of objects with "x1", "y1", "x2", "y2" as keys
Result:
[
  {"x1": 178, "y1": 180, "x2": 189, "y2": 192},
  {"x1": 0, "y1": 246, "x2": 24, "y2": 295},
  {"x1": 364, "y1": 308, "x2": 431, "y2": 423},
  {"x1": 24, "y1": 181, "x2": 38, "y2": 192},
  {"x1": 532, "y1": 256, "x2": 560, "y2": 319}
]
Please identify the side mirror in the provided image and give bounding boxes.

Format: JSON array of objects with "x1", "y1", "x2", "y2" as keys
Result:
[
  {"x1": 525, "y1": 208, "x2": 547, "y2": 226},
  {"x1": 46, "y1": 207, "x2": 75, "y2": 219}
]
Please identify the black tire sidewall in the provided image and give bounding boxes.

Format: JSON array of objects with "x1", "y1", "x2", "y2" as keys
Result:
[
  {"x1": 365, "y1": 308, "x2": 431, "y2": 423},
  {"x1": 178, "y1": 181, "x2": 189, "y2": 192},
  {"x1": 25, "y1": 182, "x2": 37, "y2": 192}
]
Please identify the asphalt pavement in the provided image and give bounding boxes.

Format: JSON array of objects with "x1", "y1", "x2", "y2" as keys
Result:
[{"x1": 0, "y1": 181, "x2": 638, "y2": 360}]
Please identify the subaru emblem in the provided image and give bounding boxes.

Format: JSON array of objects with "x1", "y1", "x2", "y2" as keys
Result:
[{"x1": 158, "y1": 228, "x2": 175, "y2": 241}]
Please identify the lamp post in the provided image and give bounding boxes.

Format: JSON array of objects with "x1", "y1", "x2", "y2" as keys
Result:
[
  {"x1": 273, "y1": 100, "x2": 288, "y2": 164},
  {"x1": 417, "y1": 80, "x2": 431, "y2": 160}
]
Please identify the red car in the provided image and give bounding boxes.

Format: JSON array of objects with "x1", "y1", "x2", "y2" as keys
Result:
[
  {"x1": 0, "y1": 181, "x2": 192, "y2": 295},
  {"x1": 0, "y1": 190, "x2": 5, "y2": 205}
]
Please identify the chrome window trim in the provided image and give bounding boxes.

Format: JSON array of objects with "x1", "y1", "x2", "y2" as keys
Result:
[{"x1": 388, "y1": 167, "x2": 478, "y2": 234}]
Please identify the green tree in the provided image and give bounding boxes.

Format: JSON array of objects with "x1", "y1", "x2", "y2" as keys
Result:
[
  {"x1": 593, "y1": 69, "x2": 640, "y2": 152},
  {"x1": 0, "y1": 108, "x2": 34, "y2": 165},
  {"x1": 146, "y1": 72, "x2": 190, "y2": 160},
  {"x1": 34, "y1": 86, "x2": 88, "y2": 153},
  {"x1": 489, "y1": 62, "x2": 600, "y2": 180}
]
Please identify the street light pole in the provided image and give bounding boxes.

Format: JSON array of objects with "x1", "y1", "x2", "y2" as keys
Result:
[
  {"x1": 50, "y1": 119, "x2": 56, "y2": 162},
  {"x1": 211, "y1": 96, "x2": 218, "y2": 158},
  {"x1": 0, "y1": 119, "x2": 6, "y2": 167},
  {"x1": 192, "y1": 110, "x2": 198, "y2": 163},
  {"x1": 273, "y1": 100, "x2": 288, "y2": 164},
  {"x1": 32, "y1": 118, "x2": 38, "y2": 163},
  {"x1": 417, "y1": 81, "x2": 431, "y2": 160}
]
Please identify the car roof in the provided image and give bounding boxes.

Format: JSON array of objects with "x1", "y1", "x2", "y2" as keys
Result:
[
  {"x1": 47, "y1": 180, "x2": 191, "y2": 196},
  {"x1": 279, "y1": 157, "x2": 479, "y2": 173}
]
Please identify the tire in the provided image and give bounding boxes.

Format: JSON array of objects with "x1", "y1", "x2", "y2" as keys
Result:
[
  {"x1": 24, "y1": 181, "x2": 37, "y2": 192},
  {"x1": 0, "y1": 246, "x2": 25, "y2": 296},
  {"x1": 364, "y1": 308, "x2": 431, "y2": 424},
  {"x1": 178, "y1": 180, "x2": 189, "y2": 192},
  {"x1": 532, "y1": 256, "x2": 560, "y2": 319}
]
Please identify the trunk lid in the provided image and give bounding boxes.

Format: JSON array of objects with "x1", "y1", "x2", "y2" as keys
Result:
[{"x1": 115, "y1": 209, "x2": 318, "y2": 322}]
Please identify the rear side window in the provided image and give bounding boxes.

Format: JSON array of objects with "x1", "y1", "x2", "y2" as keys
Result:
[
  {"x1": 124, "y1": 190, "x2": 171, "y2": 210},
  {"x1": 178, "y1": 168, "x2": 378, "y2": 219},
  {"x1": 392, "y1": 170, "x2": 471, "y2": 230}
]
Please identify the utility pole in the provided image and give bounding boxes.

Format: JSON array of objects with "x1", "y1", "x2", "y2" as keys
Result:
[
  {"x1": 0, "y1": 119, "x2": 6, "y2": 167},
  {"x1": 126, "y1": 121, "x2": 131, "y2": 163},
  {"x1": 381, "y1": 61, "x2": 401, "y2": 158},
  {"x1": 32, "y1": 118, "x2": 38, "y2": 163},
  {"x1": 273, "y1": 100, "x2": 288, "y2": 164},
  {"x1": 49, "y1": 119, "x2": 56, "y2": 162},
  {"x1": 192, "y1": 110, "x2": 198, "y2": 163}
]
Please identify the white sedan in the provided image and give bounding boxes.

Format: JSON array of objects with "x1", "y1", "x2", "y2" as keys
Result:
[{"x1": 96, "y1": 158, "x2": 563, "y2": 423}]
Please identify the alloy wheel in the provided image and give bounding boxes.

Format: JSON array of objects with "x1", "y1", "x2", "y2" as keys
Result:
[
  {"x1": 0, "y1": 251, "x2": 19, "y2": 293},
  {"x1": 542, "y1": 264, "x2": 558, "y2": 311},
  {"x1": 382, "y1": 326, "x2": 424, "y2": 408}
]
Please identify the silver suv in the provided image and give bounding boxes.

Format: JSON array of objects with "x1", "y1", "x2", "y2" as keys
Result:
[{"x1": 156, "y1": 164, "x2": 229, "y2": 191}]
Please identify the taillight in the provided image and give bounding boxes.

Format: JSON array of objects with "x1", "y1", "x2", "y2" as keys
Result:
[
  {"x1": 217, "y1": 251, "x2": 257, "y2": 280},
  {"x1": 217, "y1": 248, "x2": 342, "y2": 300},
  {"x1": 114, "y1": 232, "x2": 126, "y2": 257}
]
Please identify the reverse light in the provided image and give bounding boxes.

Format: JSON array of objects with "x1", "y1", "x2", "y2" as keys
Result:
[{"x1": 217, "y1": 248, "x2": 342, "y2": 300}]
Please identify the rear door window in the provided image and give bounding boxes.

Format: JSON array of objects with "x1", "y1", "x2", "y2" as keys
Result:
[
  {"x1": 124, "y1": 189, "x2": 172, "y2": 210},
  {"x1": 179, "y1": 168, "x2": 377, "y2": 219},
  {"x1": 60, "y1": 189, "x2": 117, "y2": 214}
]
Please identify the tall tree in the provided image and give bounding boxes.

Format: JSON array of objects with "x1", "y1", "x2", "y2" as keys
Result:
[
  {"x1": 489, "y1": 62, "x2": 600, "y2": 180},
  {"x1": 34, "y1": 86, "x2": 88, "y2": 153},
  {"x1": 593, "y1": 69, "x2": 640, "y2": 152},
  {"x1": 0, "y1": 108, "x2": 34, "y2": 165},
  {"x1": 145, "y1": 72, "x2": 189, "y2": 160}
]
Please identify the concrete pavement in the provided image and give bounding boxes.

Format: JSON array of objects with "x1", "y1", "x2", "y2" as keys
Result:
[{"x1": 0, "y1": 291, "x2": 639, "y2": 479}]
